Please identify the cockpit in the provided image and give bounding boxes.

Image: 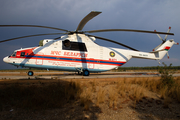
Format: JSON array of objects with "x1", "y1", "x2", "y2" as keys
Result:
[{"x1": 9, "y1": 52, "x2": 17, "y2": 57}]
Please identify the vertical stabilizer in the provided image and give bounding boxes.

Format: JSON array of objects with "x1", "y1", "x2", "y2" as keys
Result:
[{"x1": 152, "y1": 39, "x2": 178, "y2": 60}]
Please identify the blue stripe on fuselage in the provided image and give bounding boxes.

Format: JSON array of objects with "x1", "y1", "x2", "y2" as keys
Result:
[{"x1": 25, "y1": 55, "x2": 125, "y2": 65}]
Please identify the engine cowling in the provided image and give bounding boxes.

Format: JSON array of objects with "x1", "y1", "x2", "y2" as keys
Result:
[{"x1": 39, "y1": 39, "x2": 56, "y2": 46}]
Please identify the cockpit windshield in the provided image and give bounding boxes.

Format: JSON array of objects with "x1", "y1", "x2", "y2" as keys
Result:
[{"x1": 11, "y1": 52, "x2": 16, "y2": 57}]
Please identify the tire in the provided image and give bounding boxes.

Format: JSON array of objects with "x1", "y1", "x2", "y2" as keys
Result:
[
  {"x1": 28, "y1": 71, "x2": 34, "y2": 76},
  {"x1": 83, "y1": 70, "x2": 89, "y2": 76}
]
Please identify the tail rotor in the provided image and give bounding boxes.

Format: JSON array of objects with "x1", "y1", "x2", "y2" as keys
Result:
[
  {"x1": 164, "y1": 27, "x2": 171, "y2": 41},
  {"x1": 154, "y1": 27, "x2": 172, "y2": 59}
]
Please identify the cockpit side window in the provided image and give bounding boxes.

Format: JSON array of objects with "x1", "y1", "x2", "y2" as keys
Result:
[
  {"x1": 20, "y1": 52, "x2": 25, "y2": 57},
  {"x1": 11, "y1": 52, "x2": 17, "y2": 57}
]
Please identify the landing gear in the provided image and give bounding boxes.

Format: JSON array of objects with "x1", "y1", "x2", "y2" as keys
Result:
[
  {"x1": 28, "y1": 71, "x2": 34, "y2": 76},
  {"x1": 76, "y1": 67, "x2": 90, "y2": 76},
  {"x1": 83, "y1": 70, "x2": 89, "y2": 76},
  {"x1": 78, "y1": 71, "x2": 82, "y2": 75}
]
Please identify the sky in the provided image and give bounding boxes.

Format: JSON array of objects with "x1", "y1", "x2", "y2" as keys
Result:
[{"x1": 0, "y1": 0, "x2": 180, "y2": 70}]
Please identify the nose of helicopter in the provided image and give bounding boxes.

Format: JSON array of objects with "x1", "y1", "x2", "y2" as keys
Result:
[{"x1": 3, "y1": 56, "x2": 9, "y2": 63}]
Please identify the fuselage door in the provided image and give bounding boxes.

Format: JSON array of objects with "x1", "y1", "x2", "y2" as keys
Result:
[
  {"x1": 88, "y1": 58, "x2": 94, "y2": 69},
  {"x1": 36, "y1": 53, "x2": 44, "y2": 65}
]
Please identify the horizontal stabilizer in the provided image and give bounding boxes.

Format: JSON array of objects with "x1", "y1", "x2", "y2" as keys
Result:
[{"x1": 150, "y1": 49, "x2": 164, "y2": 53}]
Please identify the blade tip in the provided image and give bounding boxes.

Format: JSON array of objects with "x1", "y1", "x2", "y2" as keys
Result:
[{"x1": 91, "y1": 11, "x2": 102, "y2": 13}]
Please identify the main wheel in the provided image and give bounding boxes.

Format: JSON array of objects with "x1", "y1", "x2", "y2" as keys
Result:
[
  {"x1": 28, "y1": 71, "x2": 34, "y2": 76},
  {"x1": 83, "y1": 70, "x2": 89, "y2": 76}
]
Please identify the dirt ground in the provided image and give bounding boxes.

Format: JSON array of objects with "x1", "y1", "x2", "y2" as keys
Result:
[{"x1": 0, "y1": 75, "x2": 180, "y2": 120}]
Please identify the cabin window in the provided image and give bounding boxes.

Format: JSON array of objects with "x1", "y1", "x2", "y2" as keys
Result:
[
  {"x1": 62, "y1": 39, "x2": 87, "y2": 52},
  {"x1": 63, "y1": 40, "x2": 71, "y2": 48},
  {"x1": 20, "y1": 52, "x2": 25, "y2": 57}
]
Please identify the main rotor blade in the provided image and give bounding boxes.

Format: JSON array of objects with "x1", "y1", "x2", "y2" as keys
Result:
[
  {"x1": 87, "y1": 34, "x2": 139, "y2": 51},
  {"x1": 76, "y1": 11, "x2": 102, "y2": 31},
  {"x1": 86, "y1": 29, "x2": 174, "y2": 35},
  {"x1": 0, "y1": 25, "x2": 69, "y2": 32},
  {"x1": 0, "y1": 33, "x2": 66, "y2": 43}
]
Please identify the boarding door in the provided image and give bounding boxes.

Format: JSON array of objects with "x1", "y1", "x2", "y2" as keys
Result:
[
  {"x1": 88, "y1": 58, "x2": 94, "y2": 69},
  {"x1": 36, "y1": 53, "x2": 43, "y2": 65}
]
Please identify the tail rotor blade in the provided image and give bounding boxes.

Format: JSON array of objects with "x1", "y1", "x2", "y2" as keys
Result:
[
  {"x1": 164, "y1": 27, "x2": 171, "y2": 41},
  {"x1": 152, "y1": 43, "x2": 163, "y2": 51},
  {"x1": 167, "y1": 52, "x2": 169, "y2": 59},
  {"x1": 157, "y1": 34, "x2": 163, "y2": 41},
  {"x1": 154, "y1": 30, "x2": 164, "y2": 42}
]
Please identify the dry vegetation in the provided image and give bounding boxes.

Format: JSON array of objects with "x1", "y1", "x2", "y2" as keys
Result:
[{"x1": 0, "y1": 76, "x2": 180, "y2": 119}]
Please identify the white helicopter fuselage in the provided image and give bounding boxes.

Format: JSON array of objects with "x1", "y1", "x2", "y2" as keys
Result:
[
  {"x1": 3, "y1": 33, "x2": 177, "y2": 75},
  {"x1": 3, "y1": 34, "x2": 128, "y2": 72}
]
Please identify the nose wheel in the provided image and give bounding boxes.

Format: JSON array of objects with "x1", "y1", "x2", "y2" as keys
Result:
[{"x1": 28, "y1": 71, "x2": 34, "y2": 76}]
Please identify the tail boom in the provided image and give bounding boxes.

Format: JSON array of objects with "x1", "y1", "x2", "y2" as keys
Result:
[{"x1": 130, "y1": 39, "x2": 177, "y2": 60}]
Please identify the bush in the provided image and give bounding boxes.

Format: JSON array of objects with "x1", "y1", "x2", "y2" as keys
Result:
[{"x1": 158, "y1": 63, "x2": 175, "y2": 88}]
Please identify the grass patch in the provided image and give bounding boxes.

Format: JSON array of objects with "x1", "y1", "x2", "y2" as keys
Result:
[
  {"x1": 0, "y1": 74, "x2": 180, "y2": 111},
  {"x1": 96, "y1": 87, "x2": 105, "y2": 107},
  {"x1": 0, "y1": 80, "x2": 83, "y2": 110}
]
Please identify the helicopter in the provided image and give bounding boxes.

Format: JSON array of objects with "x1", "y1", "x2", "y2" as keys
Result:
[{"x1": 1, "y1": 11, "x2": 178, "y2": 76}]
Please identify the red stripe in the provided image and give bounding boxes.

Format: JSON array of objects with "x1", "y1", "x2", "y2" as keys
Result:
[
  {"x1": 29, "y1": 55, "x2": 126, "y2": 64},
  {"x1": 11, "y1": 55, "x2": 126, "y2": 66},
  {"x1": 164, "y1": 46, "x2": 170, "y2": 50}
]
